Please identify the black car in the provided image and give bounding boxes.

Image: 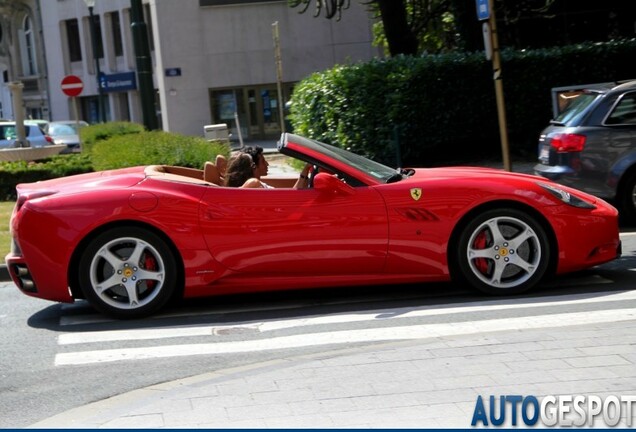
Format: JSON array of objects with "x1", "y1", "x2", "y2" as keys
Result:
[{"x1": 534, "y1": 79, "x2": 636, "y2": 219}]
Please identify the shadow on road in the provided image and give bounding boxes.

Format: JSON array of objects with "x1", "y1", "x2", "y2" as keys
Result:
[{"x1": 26, "y1": 265, "x2": 636, "y2": 334}]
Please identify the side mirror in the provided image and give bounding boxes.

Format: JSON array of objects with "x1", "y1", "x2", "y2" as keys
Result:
[{"x1": 313, "y1": 172, "x2": 354, "y2": 195}]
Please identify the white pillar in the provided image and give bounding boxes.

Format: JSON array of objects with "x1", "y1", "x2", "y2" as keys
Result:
[{"x1": 8, "y1": 81, "x2": 27, "y2": 147}]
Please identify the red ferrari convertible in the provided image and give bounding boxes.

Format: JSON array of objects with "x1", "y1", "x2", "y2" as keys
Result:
[{"x1": 6, "y1": 133, "x2": 621, "y2": 318}]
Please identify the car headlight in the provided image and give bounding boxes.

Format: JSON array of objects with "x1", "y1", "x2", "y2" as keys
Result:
[{"x1": 538, "y1": 182, "x2": 596, "y2": 209}]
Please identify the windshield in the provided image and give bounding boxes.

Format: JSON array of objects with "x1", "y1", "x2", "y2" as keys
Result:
[
  {"x1": 288, "y1": 135, "x2": 399, "y2": 182},
  {"x1": 48, "y1": 124, "x2": 77, "y2": 136},
  {"x1": 554, "y1": 92, "x2": 600, "y2": 124}
]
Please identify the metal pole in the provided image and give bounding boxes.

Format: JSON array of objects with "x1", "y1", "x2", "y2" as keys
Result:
[
  {"x1": 272, "y1": 22, "x2": 285, "y2": 134},
  {"x1": 234, "y1": 111, "x2": 244, "y2": 149},
  {"x1": 73, "y1": 97, "x2": 82, "y2": 152},
  {"x1": 87, "y1": 5, "x2": 106, "y2": 123},
  {"x1": 487, "y1": 0, "x2": 511, "y2": 171},
  {"x1": 130, "y1": 0, "x2": 158, "y2": 130}
]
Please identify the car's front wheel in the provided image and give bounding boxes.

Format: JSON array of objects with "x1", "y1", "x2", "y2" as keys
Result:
[
  {"x1": 454, "y1": 208, "x2": 551, "y2": 295},
  {"x1": 78, "y1": 227, "x2": 177, "y2": 319}
]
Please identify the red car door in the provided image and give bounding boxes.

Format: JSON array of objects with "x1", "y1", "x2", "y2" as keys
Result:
[{"x1": 199, "y1": 186, "x2": 388, "y2": 276}]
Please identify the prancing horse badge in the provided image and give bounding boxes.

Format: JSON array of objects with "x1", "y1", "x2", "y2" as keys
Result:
[{"x1": 410, "y1": 188, "x2": 422, "y2": 201}]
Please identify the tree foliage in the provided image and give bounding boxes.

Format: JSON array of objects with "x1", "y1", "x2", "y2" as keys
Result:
[
  {"x1": 289, "y1": 0, "x2": 419, "y2": 55},
  {"x1": 288, "y1": 0, "x2": 636, "y2": 56}
]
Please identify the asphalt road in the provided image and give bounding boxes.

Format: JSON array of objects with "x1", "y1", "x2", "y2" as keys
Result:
[{"x1": 1, "y1": 230, "x2": 636, "y2": 427}]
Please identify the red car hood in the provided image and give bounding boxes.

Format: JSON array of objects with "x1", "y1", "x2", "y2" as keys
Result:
[
  {"x1": 404, "y1": 166, "x2": 601, "y2": 204},
  {"x1": 15, "y1": 166, "x2": 147, "y2": 199},
  {"x1": 408, "y1": 166, "x2": 541, "y2": 181}
]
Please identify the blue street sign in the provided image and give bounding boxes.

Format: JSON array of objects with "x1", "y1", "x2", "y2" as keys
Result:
[
  {"x1": 165, "y1": 68, "x2": 182, "y2": 77},
  {"x1": 476, "y1": 0, "x2": 489, "y2": 20},
  {"x1": 99, "y1": 72, "x2": 137, "y2": 93}
]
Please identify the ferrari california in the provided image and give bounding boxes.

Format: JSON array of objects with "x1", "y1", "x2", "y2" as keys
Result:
[{"x1": 6, "y1": 133, "x2": 621, "y2": 318}]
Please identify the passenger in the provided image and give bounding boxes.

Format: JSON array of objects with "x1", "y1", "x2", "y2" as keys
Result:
[
  {"x1": 223, "y1": 153, "x2": 265, "y2": 188},
  {"x1": 245, "y1": 145, "x2": 311, "y2": 189},
  {"x1": 215, "y1": 154, "x2": 228, "y2": 177}
]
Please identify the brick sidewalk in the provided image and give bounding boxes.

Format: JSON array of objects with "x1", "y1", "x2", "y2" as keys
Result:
[{"x1": 31, "y1": 318, "x2": 636, "y2": 428}]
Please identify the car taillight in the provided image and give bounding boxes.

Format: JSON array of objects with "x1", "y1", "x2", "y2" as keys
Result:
[
  {"x1": 549, "y1": 133, "x2": 586, "y2": 153},
  {"x1": 44, "y1": 135, "x2": 54, "y2": 144}
]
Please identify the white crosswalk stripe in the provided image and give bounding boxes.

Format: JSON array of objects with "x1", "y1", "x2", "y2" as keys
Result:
[
  {"x1": 55, "y1": 308, "x2": 636, "y2": 366},
  {"x1": 57, "y1": 289, "x2": 636, "y2": 345},
  {"x1": 54, "y1": 289, "x2": 636, "y2": 366}
]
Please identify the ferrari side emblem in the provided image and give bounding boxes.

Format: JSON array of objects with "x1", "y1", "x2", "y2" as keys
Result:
[{"x1": 410, "y1": 188, "x2": 422, "y2": 201}]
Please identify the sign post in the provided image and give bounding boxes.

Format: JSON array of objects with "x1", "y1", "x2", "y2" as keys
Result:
[
  {"x1": 477, "y1": 0, "x2": 511, "y2": 172},
  {"x1": 61, "y1": 75, "x2": 84, "y2": 152},
  {"x1": 272, "y1": 21, "x2": 285, "y2": 134}
]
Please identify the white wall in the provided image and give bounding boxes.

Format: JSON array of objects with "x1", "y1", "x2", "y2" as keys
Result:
[{"x1": 40, "y1": 0, "x2": 378, "y2": 136}]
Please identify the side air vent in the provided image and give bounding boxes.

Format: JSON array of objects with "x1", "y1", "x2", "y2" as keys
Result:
[{"x1": 395, "y1": 208, "x2": 439, "y2": 221}]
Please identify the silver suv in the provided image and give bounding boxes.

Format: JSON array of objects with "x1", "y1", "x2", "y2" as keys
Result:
[
  {"x1": 0, "y1": 122, "x2": 54, "y2": 149},
  {"x1": 534, "y1": 80, "x2": 636, "y2": 219}
]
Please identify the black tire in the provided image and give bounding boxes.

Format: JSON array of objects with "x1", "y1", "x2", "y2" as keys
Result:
[
  {"x1": 454, "y1": 208, "x2": 550, "y2": 295},
  {"x1": 619, "y1": 171, "x2": 636, "y2": 221},
  {"x1": 78, "y1": 227, "x2": 177, "y2": 319}
]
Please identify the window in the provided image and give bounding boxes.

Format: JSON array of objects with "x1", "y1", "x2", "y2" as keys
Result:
[
  {"x1": 606, "y1": 93, "x2": 636, "y2": 125},
  {"x1": 66, "y1": 19, "x2": 82, "y2": 62},
  {"x1": 111, "y1": 12, "x2": 123, "y2": 57},
  {"x1": 19, "y1": 16, "x2": 38, "y2": 76}
]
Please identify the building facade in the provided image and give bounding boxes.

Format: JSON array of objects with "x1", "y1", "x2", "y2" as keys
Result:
[
  {"x1": 39, "y1": 0, "x2": 378, "y2": 140},
  {"x1": 0, "y1": 0, "x2": 49, "y2": 121}
]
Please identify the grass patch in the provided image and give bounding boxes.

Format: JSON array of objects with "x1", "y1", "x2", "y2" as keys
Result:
[{"x1": 0, "y1": 201, "x2": 14, "y2": 260}]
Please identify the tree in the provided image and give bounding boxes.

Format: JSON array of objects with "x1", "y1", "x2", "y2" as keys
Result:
[
  {"x1": 289, "y1": 0, "x2": 636, "y2": 56},
  {"x1": 288, "y1": 0, "x2": 419, "y2": 56}
]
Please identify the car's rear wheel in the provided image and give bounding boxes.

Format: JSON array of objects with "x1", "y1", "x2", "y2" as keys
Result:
[
  {"x1": 78, "y1": 227, "x2": 177, "y2": 319},
  {"x1": 454, "y1": 208, "x2": 550, "y2": 295}
]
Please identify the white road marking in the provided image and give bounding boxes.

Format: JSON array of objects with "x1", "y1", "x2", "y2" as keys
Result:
[
  {"x1": 54, "y1": 307, "x2": 636, "y2": 366},
  {"x1": 57, "y1": 289, "x2": 636, "y2": 345}
]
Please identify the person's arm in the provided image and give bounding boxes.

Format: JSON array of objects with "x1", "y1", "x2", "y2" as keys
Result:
[{"x1": 293, "y1": 164, "x2": 311, "y2": 189}]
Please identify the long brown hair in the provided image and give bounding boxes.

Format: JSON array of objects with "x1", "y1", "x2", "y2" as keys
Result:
[{"x1": 224, "y1": 153, "x2": 256, "y2": 187}]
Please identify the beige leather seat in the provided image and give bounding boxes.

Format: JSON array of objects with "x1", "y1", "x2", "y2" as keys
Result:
[{"x1": 203, "y1": 161, "x2": 221, "y2": 185}]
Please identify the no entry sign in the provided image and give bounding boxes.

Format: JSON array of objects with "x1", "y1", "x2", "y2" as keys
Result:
[{"x1": 61, "y1": 75, "x2": 84, "y2": 97}]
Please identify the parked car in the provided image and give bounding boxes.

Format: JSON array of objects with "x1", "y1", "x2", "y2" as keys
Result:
[
  {"x1": 534, "y1": 79, "x2": 636, "y2": 219},
  {"x1": 25, "y1": 119, "x2": 50, "y2": 131},
  {"x1": 0, "y1": 121, "x2": 55, "y2": 149},
  {"x1": 46, "y1": 120, "x2": 88, "y2": 153},
  {"x1": 7, "y1": 133, "x2": 620, "y2": 319}
]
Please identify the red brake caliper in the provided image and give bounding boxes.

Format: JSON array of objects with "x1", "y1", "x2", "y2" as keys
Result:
[
  {"x1": 143, "y1": 252, "x2": 158, "y2": 289},
  {"x1": 473, "y1": 230, "x2": 490, "y2": 274}
]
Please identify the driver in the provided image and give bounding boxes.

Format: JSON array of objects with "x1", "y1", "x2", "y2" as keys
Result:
[{"x1": 245, "y1": 145, "x2": 311, "y2": 189}]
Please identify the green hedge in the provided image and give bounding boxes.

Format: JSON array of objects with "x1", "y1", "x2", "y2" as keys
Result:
[
  {"x1": 80, "y1": 121, "x2": 145, "y2": 154},
  {"x1": 290, "y1": 39, "x2": 636, "y2": 166},
  {"x1": 91, "y1": 130, "x2": 228, "y2": 171},
  {"x1": 0, "y1": 122, "x2": 230, "y2": 200},
  {"x1": 0, "y1": 154, "x2": 93, "y2": 201}
]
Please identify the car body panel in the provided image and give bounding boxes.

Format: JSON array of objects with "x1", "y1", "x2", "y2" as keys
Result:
[
  {"x1": 7, "y1": 133, "x2": 620, "y2": 310},
  {"x1": 47, "y1": 120, "x2": 89, "y2": 153},
  {"x1": 535, "y1": 80, "x2": 636, "y2": 201}
]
